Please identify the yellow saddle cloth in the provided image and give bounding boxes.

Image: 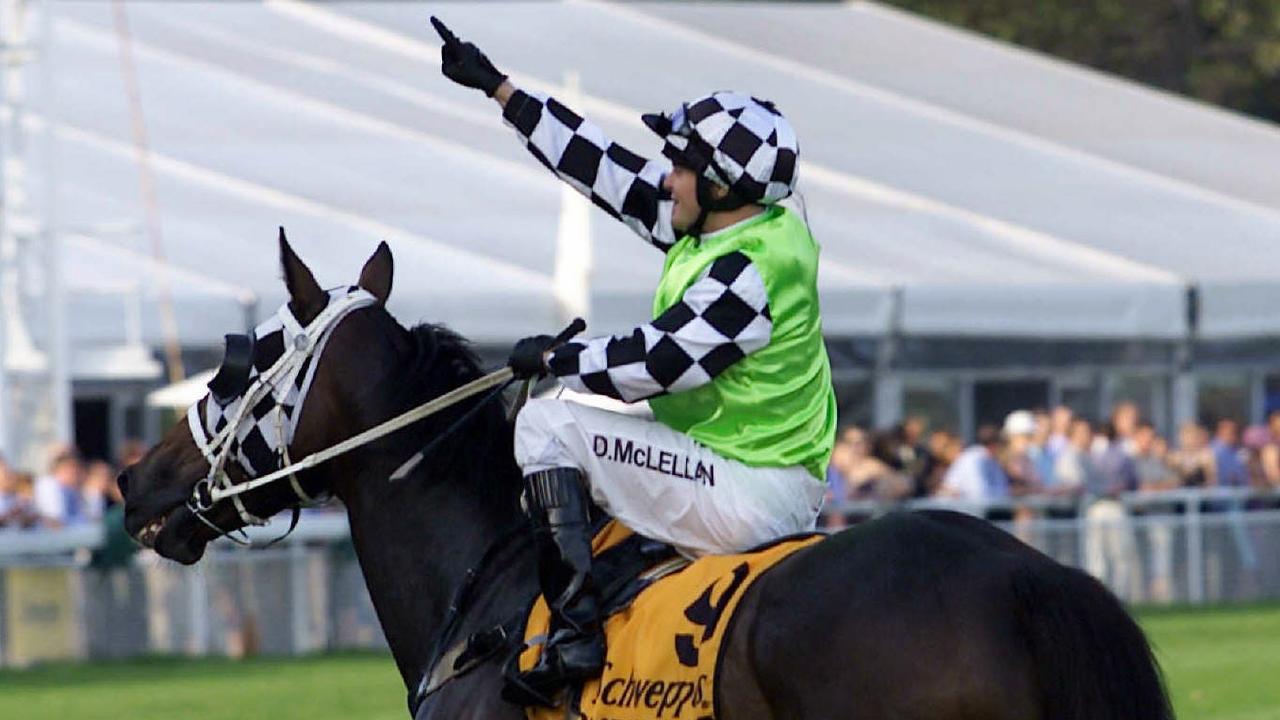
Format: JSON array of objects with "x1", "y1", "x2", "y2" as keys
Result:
[{"x1": 519, "y1": 521, "x2": 822, "y2": 720}]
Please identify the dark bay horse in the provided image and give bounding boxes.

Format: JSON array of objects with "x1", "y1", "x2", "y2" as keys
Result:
[{"x1": 120, "y1": 239, "x2": 1172, "y2": 720}]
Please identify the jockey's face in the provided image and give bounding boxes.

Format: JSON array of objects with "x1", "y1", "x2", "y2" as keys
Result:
[{"x1": 664, "y1": 165, "x2": 702, "y2": 233}]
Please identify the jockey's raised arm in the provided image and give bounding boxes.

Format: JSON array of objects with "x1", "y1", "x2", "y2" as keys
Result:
[
  {"x1": 496, "y1": 85, "x2": 678, "y2": 252},
  {"x1": 431, "y1": 17, "x2": 673, "y2": 248}
]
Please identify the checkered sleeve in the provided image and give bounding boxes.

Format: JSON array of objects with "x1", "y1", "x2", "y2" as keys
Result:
[
  {"x1": 547, "y1": 252, "x2": 772, "y2": 402},
  {"x1": 503, "y1": 89, "x2": 677, "y2": 252}
]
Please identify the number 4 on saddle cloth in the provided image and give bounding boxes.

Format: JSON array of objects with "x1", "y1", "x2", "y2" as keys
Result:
[{"x1": 515, "y1": 521, "x2": 822, "y2": 720}]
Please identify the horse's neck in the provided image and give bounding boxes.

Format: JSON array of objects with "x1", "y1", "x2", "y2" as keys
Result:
[{"x1": 340, "y1": 450, "x2": 529, "y2": 691}]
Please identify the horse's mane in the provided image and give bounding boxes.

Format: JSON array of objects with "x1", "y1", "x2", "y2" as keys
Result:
[
  {"x1": 395, "y1": 320, "x2": 520, "y2": 494},
  {"x1": 405, "y1": 322, "x2": 484, "y2": 385}
]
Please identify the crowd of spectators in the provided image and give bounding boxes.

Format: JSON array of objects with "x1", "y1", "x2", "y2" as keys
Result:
[
  {"x1": 824, "y1": 401, "x2": 1280, "y2": 517},
  {"x1": 824, "y1": 402, "x2": 1280, "y2": 600},
  {"x1": 6, "y1": 404, "x2": 1280, "y2": 535},
  {"x1": 0, "y1": 441, "x2": 145, "y2": 531}
]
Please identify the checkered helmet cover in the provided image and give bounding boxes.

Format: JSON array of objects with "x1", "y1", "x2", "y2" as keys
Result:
[
  {"x1": 642, "y1": 91, "x2": 798, "y2": 205},
  {"x1": 200, "y1": 287, "x2": 361, "y2": 477}
]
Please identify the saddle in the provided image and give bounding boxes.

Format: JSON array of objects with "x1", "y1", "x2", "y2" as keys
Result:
[
  {"x1": 515, "y1": 522, "x2": 822, "y2": 720},
  {"x1": 413, "y1": 521, "x2": 822, "y2": 720}
]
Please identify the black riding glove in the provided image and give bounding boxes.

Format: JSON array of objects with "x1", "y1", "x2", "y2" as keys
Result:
[
  {"x1": 509, "y1": 335, "x2": 554, "y2": 380},
  {"x1": 430, "y1": 17, "x2": 508, "y2": 97}
]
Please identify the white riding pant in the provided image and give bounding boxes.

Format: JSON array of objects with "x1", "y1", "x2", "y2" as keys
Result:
[{"x1": 514, "y1": 397, "x2": 826, "y2": 557}]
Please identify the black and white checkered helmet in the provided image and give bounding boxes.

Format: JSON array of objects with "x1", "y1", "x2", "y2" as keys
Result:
[{"x1": 643, "y1": 91, "x2": 798, "y2": 205}]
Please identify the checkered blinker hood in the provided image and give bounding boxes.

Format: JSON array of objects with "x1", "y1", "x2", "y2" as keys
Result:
[
  {"x1": 642, "y1": 91, "x2": 798, "y2": 206},
  {"x1": 198, "y1": 287, "x2": 374, "y2": 478}
]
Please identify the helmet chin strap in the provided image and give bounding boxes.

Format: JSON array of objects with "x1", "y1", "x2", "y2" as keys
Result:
[{"x1": 687, "y1": 175, "x2": 750, "y2": 239}]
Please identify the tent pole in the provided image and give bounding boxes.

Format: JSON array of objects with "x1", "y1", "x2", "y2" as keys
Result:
[
  {"x1": 552, "y1": 70, "x2": 591, "y2": 326},
  {"x1": 112, "y1": 0, "x2": 184, "y2": 383},
  {"x1": 241, "y1": 294, "x2": 259, "y2": 334},
  {"x1": 1172, "y1": 283, "x2": 1199, "y2": 428},
  {"x1": 0, "y1": 0, "x2": 13, "y2": 459},
  {"x1": 40, "y1": 0, "x2": 70, "y2": 445},
  {"x1": 872, "y1": 286, "x2": 904, "y2": 428}
]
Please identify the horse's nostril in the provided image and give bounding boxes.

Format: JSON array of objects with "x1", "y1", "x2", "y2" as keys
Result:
[{"x1": 117, "y1": 470, "x2": 130, "y2": 499}]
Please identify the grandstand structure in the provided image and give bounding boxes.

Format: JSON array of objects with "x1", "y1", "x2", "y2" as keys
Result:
[{"x1": 1, "y1": 1, "x2": 1276, "y2": 463}]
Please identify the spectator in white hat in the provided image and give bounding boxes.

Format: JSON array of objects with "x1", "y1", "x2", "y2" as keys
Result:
[{"x1": 1000, "y1": 410, "x2": 1045, "y2": 497}]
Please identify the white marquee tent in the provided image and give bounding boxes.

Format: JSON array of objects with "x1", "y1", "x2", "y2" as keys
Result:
[{"x1": 26, "y1": 0, "x2": 1280, "y2": 352}]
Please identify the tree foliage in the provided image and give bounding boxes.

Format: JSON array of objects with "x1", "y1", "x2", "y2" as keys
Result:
[{"x1": 884, "y1": 0, "x2": 1280, "y2": 122}]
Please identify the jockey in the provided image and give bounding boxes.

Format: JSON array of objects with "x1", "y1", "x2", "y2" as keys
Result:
[{"x1": 432, "y1": 18, "x2": 836, "y2": 701}]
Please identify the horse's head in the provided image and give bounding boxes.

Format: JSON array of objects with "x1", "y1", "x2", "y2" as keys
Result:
[{"x1": 120, "y1": 231, "x2": 397, "y2": 564}]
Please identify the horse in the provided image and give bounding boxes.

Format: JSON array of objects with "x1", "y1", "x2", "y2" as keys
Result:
[{"x1": 119, "y1": 237, "x2": 1172, "y2": 720}]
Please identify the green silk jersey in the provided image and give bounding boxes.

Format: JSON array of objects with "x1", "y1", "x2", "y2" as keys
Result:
[{"x1": 648, "y1": 206, "x2": 837, "y2": 479}]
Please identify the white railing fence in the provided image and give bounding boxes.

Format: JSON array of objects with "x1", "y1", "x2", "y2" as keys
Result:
[
  {"x1": 832, "y1": 488, "x2": 1280, "y2": 606},
  {"x1": 1, "y1": 490, "x2": 1277, "y2": 666}
]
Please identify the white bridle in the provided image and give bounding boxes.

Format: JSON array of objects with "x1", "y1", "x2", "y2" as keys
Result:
[
  {"x1": 187, "y1": 289, "x2": 378, "y2": 534},
  {"x1": 185, "y1": 288, "x2": 516, "y2": 545}
]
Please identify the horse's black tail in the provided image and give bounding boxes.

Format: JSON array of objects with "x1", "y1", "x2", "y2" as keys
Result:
[{"x1": 1011, "y1": 562, "x2": 1173, "y2": 720}]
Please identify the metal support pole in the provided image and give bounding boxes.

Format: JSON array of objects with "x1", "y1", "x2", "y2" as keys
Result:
[
  {"x1": 1186, "y1": 495, "x2": 1204, "y2": 604},
  {"x1": 1174, "y1": 282, "x2": 1203, "y2": 605},
  {"x1": 552, "y1": 70, "x2": 591, "y2": 326},
  {"x1": 1172, "y1": 284, "x2": 1199, "y2": 428},
  {"x1": 1248, "y1": 369, "x2": 1265, "y2": 425},
  {"x1": 958, "y1": 376, "x2": 975, "y2": 443},
  {"x1": 1151, "y1": 370, "x2": 1171, "y2": 439},
  {"x1": 1098, "y1": 372, "x2": 1115, "y2": 419},
  {"x1": 289, "y1": 540, "x2": 309, "y2": 654},
  {"x1": 0, "y1": 0, "x2": 25, "y2": 460},
  {"x1": 1173, "y1": 373, "x2": 1197, "y2": 428},
  {"x1": 241, "y1": 295, "x2": 259, "y2": 335},
  {"x1": 1, "y1": 0, "x2": 56, "y2": 470},
  {"x1": 872, "y1": 286, "x2": 903, "y2": 428},
  {"x1": 39, "y1": 0, "x2": 69, "y2": 445},
  {"x1": 111, "y1": 0, "x2": 184, "y2": 382},
  {"x1": 187, "y1": 566, "x2": 209, "y2": 655},
  {"x1": 0, "y1": 268, "x2": 7, "y2": 460}
]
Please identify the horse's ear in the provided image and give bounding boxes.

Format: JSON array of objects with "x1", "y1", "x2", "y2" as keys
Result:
[
  {"x1": 358, "y1": 241, "x2": 393, "y2": 305},
  {"x1": 279, "y1": 227, "x2": 324, "y2": 316}
]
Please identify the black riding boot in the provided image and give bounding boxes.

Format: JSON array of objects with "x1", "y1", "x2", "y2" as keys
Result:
[{"x1": 516, "y1": 468, "x2": 605, "y2": 699}]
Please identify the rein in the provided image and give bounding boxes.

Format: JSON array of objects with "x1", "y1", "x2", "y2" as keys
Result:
[
  {"x1": 188, "y1": 364, "x2": 515, "y2": 549},
  {"x1": 185, "y1": 287, "x2": 518, "y2": 549},
  {"x1": 197, "y1": 367, "x2": 515, "y2": 508}
]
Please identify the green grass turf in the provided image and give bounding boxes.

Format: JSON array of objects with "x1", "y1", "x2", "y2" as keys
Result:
[
  {"x1": 0, "y1": 605, "x2": 1275, "y2": 719},
  {"x1": 1137, "y1": 603, "x2": 1280, "y2": 720},
  {"x1": 0, "y1": 651, "x2": 405, "y2": 720}
]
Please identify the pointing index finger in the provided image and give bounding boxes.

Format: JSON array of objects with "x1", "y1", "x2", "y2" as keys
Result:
[{"x1": 430, "y1": 16, "x2": 460, "y2": 47}]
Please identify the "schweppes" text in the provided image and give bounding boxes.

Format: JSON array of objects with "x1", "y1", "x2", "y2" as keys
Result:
[{"x1": 593, "y1": 670, "x2": 711, "y2": 719}]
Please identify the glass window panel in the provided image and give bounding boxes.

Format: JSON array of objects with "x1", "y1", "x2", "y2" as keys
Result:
[
  {"x1": 973, "y1": 380, "x2": 1049, "y2": 430},
  {"x1": 124, "y1": 403, "x2": 144, "y2": 438},
  {"x1": 1111, "y1": 375, "x2": 1156, "y2": 416},
  {"x1": 834, "y1": 380, "x2": 872, "y2": 430},
  {"x1": 1198, "y1": 373, "x2": 1249, "y2": 425},
  {"x1": 1108, "y1": 373, "x2": 1169, "y2": 432},
  {"x1": 1264, "y1": 373, "x2": 1280, "y2": 417},
  {"x1": 903, "y1": 380, "x2": 960, "y2": 436},
  {"x1": 1059, "y1": 383, "x2": 1100, "y2": 423}
]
